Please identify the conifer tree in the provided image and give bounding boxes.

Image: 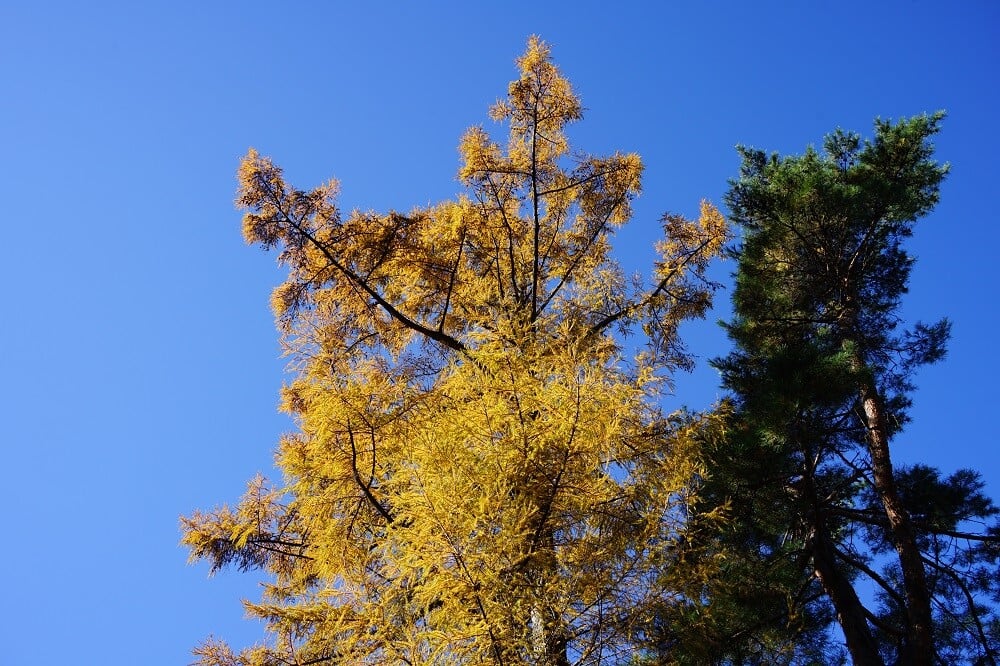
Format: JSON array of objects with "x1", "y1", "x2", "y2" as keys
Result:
[
  {"x1": 182, "y1": 38, "x2": 728, "y2": 665},
  {"x1": 708, "y1": 115, "x2": 999, "y2": 665}
]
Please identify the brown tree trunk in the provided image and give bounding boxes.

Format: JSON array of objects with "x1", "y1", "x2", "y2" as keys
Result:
[
  {"x1": 855, "y1": 365, "x2": 936, "y2": 665},
  {"x1": 810, "y1": 528, "x2": 885, "y2": 666},
  {"x1": 799, "y1": 444, "x2": 884, "y2": 666}
]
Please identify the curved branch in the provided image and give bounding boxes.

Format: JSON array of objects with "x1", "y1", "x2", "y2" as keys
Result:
[
  {"x1": 921, "y1": 554, "x2": 998, "y2": 663},
  {"x1": 287, "y1": 215, "x2": 468, "y2": 354},
  {"x1": 833, "y1": 543, "x2": 906, "y2": 610},
  {"x1": 347, "y1": 421, "x2": 395, "y2": 525}
]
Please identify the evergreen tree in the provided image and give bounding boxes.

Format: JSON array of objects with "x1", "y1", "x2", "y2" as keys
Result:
[{"x1": 708, "y1": 114, "x2": 999, "y2": 665}]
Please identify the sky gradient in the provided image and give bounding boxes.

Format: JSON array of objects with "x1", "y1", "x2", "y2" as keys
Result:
[{"x1": 2, "y1": 2, "x2": 997, "y2": 662}]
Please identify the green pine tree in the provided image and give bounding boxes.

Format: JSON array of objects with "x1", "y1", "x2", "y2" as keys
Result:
[{"x1": 703, "y1": 114, "x2": 999, "y2": 665}]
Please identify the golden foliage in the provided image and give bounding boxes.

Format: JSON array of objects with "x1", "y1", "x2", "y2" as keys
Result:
[{"x1": 183, "y1": 36, "x2": 729, "y2": 665}]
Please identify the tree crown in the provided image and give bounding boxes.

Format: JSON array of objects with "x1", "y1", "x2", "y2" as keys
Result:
[{"x1": 184, "y1": 37, "x2": 729, "y2": 665}]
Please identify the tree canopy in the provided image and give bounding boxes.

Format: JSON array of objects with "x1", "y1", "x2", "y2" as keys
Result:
[
  {"x1": 183, "y1": 38, "x2": 1000, "y2": 666},
  {"x1": 700, "y1": 114, "x2": 1000, "y2": 665},
  {"x1": 182, "y1": 37, "x2": 728, "y2": 665}
]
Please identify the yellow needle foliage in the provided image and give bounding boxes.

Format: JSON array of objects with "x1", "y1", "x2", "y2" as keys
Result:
[{"x1": 182, "y1": 37, "x2": 729, "y2": 665}]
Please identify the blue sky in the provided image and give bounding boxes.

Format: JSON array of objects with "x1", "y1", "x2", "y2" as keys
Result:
[{"x1": 1, "y1": 2, "x2": 997, "y2": 662}]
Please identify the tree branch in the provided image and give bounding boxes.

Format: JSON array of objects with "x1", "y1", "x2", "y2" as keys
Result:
[{"x1": 347, "y1": 421, "x2": 395, "y2": 525}]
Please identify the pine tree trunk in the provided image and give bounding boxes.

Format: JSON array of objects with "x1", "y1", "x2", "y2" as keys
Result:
[
  {"x1": 855, "y1": 365, "x2": 936, "y2": 665},
  {"x1": 809, "y1": 528, "x2": 885, "y2": 666},
  {"x1": 800, "y1": 445, "x2": 885, "y2": 666}
]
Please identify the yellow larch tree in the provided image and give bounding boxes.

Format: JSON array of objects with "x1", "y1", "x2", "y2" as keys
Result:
[{"x1": 182, "y1": 37, "x2": 728, "y2": 665}]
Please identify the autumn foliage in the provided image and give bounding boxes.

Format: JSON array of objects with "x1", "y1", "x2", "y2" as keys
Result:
[{"x1": 182, "y1": 37, "x2": 728, "y2": 665}]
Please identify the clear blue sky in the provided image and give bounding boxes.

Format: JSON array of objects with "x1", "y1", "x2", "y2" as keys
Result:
[{"x1": 1, "y1": 2, "x2": 997, "y2": 662}]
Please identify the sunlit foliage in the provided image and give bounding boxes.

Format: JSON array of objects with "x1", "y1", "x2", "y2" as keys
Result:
[{"x1": 182, "y1": 37, "x2": 728, "y2": 665}]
